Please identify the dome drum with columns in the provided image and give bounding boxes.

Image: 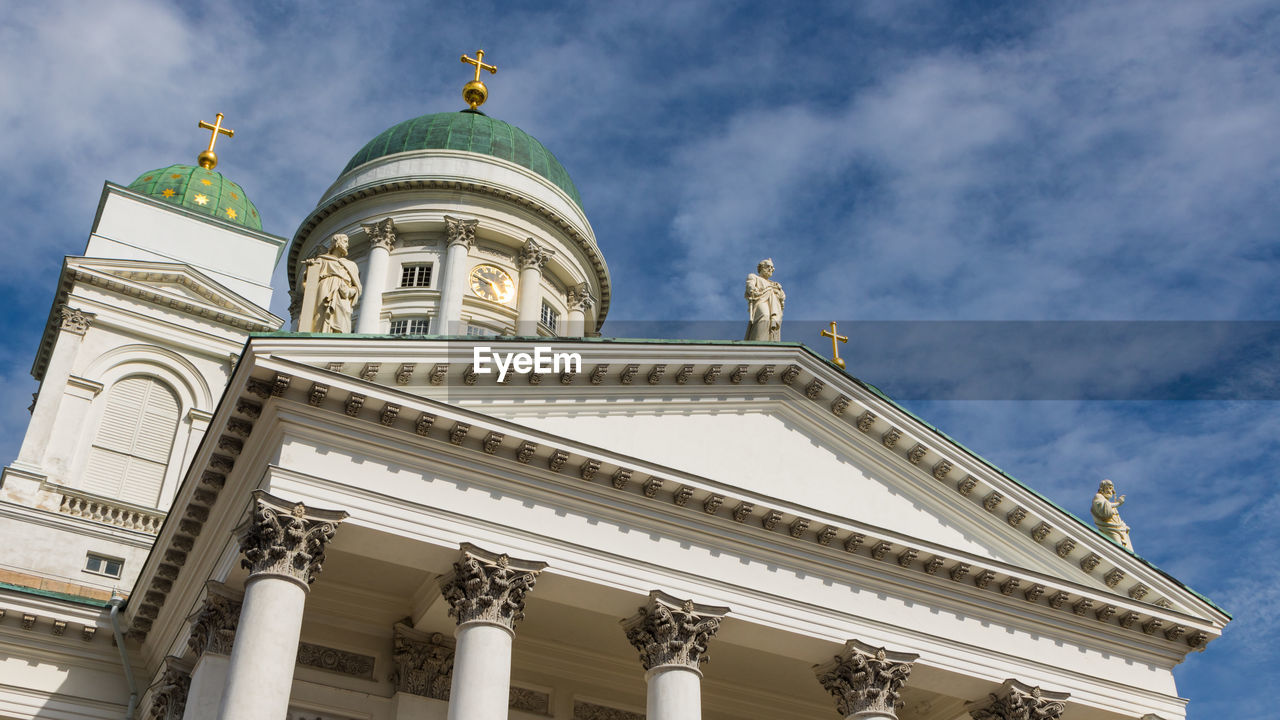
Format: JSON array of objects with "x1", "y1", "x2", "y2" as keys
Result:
[{"x1": 289, "y1": 111, "x2": 609, "y2": 336}]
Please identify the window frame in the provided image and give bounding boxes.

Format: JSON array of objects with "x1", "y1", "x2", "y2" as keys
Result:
[
  {"x1": 84, "y1": 552, "x2": 124, "y2": 579},
  {"x1": 399, "y1": 263, "x2": 433, "y2": 289}
]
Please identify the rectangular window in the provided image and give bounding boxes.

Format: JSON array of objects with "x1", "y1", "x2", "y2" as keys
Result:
[
  {"x1": 84, "y1": 553, "x2": 123, "y2": 579},
  {"x1": 400, "y1": 264, "x2": 433, "y2": 288},
  {"x1": 466, "y1": 324, "x2": 499, "y2": 337},
  {"x1": 540, "y1": 302, "x2": 560, "y2": 334},
  {"x1": 390, "y1": 318, "x2": 430, "y2": 335}
]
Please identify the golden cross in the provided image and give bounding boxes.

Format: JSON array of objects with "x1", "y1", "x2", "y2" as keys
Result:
[
  {"x1": 196, "y1": 113, "x2": 235, "y2": 169},
  {"x1": 821, "y1": 321, "x2": 849, "y2": 369},
  {"x1": 460, "y1": 50, "x2": 498, "y2": 109}
]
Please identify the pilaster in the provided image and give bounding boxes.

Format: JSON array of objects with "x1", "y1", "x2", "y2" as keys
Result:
[
  {"x1": 145, "y1": 656, "x2": 192, "y2": 720},
  {"x1": 814, "y1": 640, "x2": 918, "y2": 720},
  {"x1": 390, "y1": 622, "x2": 455, "y2": 700}
]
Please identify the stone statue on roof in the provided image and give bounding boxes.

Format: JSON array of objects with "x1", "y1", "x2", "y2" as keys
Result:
[
  {"x1": 301, "y1": 233, "x2": 362, "y2": 333},
  {"x1": 1091, "y1": 479, "x2": 1133, "y2": 551},
  {"x1": 745, "y1": 258, "x2": 785, "y2": 341}
]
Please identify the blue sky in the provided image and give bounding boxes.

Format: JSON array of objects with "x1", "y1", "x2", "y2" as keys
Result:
[{"x1": 2, "y1": 1, "x2": 1277, "y2": 716}]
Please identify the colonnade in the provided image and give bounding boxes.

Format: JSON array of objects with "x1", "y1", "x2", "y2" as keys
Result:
[{"x1": 148, "y1": 490, "x2": 1077, "y2": 720}]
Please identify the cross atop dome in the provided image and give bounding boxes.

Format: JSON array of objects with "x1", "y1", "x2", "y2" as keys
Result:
[
  {"x1": 196, "y1": 112, "x2": 235, "y2": 170},
  {"x1": 460, "y1": 49, "x2": 497, "y2": 110}
]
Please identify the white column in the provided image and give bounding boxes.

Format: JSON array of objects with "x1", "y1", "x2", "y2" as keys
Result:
[
  {"x1": 814, "y1": 640, "x2": 919, "y2": 720},
  {"x1": 566, "y1": 282, "x2": 595, "y2": 337},
  {"x1": 623, "y1": 591, "x2": 729, "y2": 720},
  {"x1": 515, "y1": 238, "x2": 554, "y2": 336},
  {"x1": 435, "y1": 216, "x2": 478, "y2": 335},
  {"x1": 356, "y1": 218, "x2": 396, "y2": 333},
  {"x1": 182, "y1": 581, "x2": 241, "y2": 720},
  {"x1": 440, "y1": 543, "x2": 547, "y2": 720},
  {"x1": 216, "y1": 491, "x2": 347, "y2": 720}
]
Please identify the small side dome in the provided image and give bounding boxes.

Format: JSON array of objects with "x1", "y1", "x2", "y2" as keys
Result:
[{"x1": 127, "y1": 164, "x2": 262, "y2": 230}]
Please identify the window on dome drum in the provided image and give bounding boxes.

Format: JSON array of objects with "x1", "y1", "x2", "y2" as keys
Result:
[
  {"x1": 82, "y1": 376, "x2": 179, "y2": 508},
  {"x1": 390, "y1": 317, "x2": 431, "y2": 335},
  {"x1": 466, "y1": 324, "x2": 500, "y2": 337},
  {"x1": 84, "y1": 553, "x2": 123, "y2": 579},
  {"x1": 400, "y1": 263, "x2": 433, "y2": 288},
  {"x1": 540, "y1": 302, "x2": 560, "y2": 335}
]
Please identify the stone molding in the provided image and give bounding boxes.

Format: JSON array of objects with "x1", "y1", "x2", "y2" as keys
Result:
[
  {"x1": 389, "y1": 623, "x2": 455, "y2": 700},
  {"x1": 622, "y1": 590, "x2": 728, "y2": 672},
  {"x1": 362, "y1": 217, "x2": 396, "y2": 252},
  {"x1": 297, "y1": 641, "x2": 375, "y2": 678},
  {"x1": 58, "y1": 305, "x2": 94, "y2": 335},
  {"x1": 518, "y1": 237, "x2": 556, "y2": 271},
  {"x1": 235, "y1": 490, "x2": 348, "y2": 589},
  {"x1": 444, "y1": 215, "x2": 479, "y2": 249},
  {"x1": 966, "y1": 679, "x2": 1070, "y2": 720},
  {"x1": 814, "y1": 639, "x2": 918, "y2": 719},
  {"x1": 440, "y1": 543, "x2": 548, "y2": 630},
  {"x1": 145, "y1": 656, "x2": 192, "y2": 720},
  {"x1": 186, "y1": 581, "x2": 242, "y2": 658},
  {"x1": 573, "y1": 700, "x2": 644, "y2": 720}
]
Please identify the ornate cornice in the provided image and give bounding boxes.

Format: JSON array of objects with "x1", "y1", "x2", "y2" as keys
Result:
[
  {"x1": 444, "y1": 215, "x2": 479, "y2": 249},
  {"x1": 439, "y1": 543, "x2": 547, "y2": 630},
  {"x1": 390, "y1": 623, "x2": 455, "y2": 699},
  {"x1": 235, "y1": 490, "x2": 348, "y2": 589},
  {"x1": 517, "y1": 237, "x2": 556, "y2": 271},
  {"x1": 622, "y1": 590, "x2": 728, "y2": 672},
  {"x1": 966, "y1": 679, "x2": 1070, "y2": 720},
  {"x1": 814, "y1": 639, "x2": 918, "y2": 719},
  {"x1": 186, "y1": 581, "x2": 242, "y2": 658},
  {"x1": 362, "y1": 217, "x2": 397, "y2": 252}
]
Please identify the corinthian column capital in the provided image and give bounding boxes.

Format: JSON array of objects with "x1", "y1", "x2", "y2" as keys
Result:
[
  {"x1": 58, "y1": 305, "x2": 94, "y2": 335},
  {"x1": 966, "y1": 679, "x2": 1070, "y2": 720},
  {"x1": 622, "y1": 590, "x2": 728, "y2": 672},
  {"x1": 363, "y1": 217, "x2": 397, "y2": 252},
  {"x1": 814, "y1": 639, "x2": 918, "y2": 719},
  {"x1": 235, "y1": 490, "x2": 348, "y2": 589},
  {"x1": 517, "y1": 237, "x2": 555, "y2": 271},
  {"x1": 444, "y1": 215, "x2": 479, "y2": 249},
  {"x1": 186, "y1": 581, "x2": 242, "y2": 658},
  {"x1": 390, "y1": 622, "x2": 456, "y2": 700},
  {"x1": 144, "y1": 656, "x2": 192, "y2": 720},
  {"x1": 440, "y1": 543, "x2": 548, "y2": 630},
  {"x1": 567, "y1": 282, "x2": 596, "y2": 312}
]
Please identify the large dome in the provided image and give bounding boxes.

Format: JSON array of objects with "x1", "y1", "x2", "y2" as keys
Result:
[
  {"x1": 127, "y1": 164, "x2": 262, "y2": 230},
  {"x1": 341, "y1": 111, "x2": 582, "y2": 208}
]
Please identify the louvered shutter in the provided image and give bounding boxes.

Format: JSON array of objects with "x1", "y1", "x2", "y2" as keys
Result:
[{"x1": 82, "y1": 377, "x2": 180, "y2": 507}]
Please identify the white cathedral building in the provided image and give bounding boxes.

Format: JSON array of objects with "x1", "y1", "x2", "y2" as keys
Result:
[{"x1": 0, "y1": 66, "x2": 1229, "y2": 720}]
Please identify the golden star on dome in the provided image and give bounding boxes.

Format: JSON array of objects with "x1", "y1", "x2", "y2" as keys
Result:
[
  {"x1": 225, "y1": 208, "x2": 238, "y2": 219},
  {"x1": 143, "y1": 176, "x2": 153, "y2": 182},
  {"x1": 230, "y1": 192, "x2": 239, "y2": 200},
  {"x1": 170, "y1": 174, "x2": 182, "y2": 179},
  {"x1": 161, "y1": 188, "x2": 176, "y2": 198},
  {"x1": 200, "y1": 178, "x2": 212, "y2": 186},
  {"x1": 193, "y1": 193, "x2": 209, "y2": 205}
]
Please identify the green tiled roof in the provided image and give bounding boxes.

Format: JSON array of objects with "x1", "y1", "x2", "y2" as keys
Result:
[
  {"x1": 128, "y1": 164, "x2": 262, "y2": 230},
  {"x1": 341, "y1": 111, "x2": 582, "y2": 208}
]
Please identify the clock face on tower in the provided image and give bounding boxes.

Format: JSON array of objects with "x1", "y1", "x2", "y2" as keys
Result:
[{"x1": 469, "y1": 264, "x2": 516, "y2": 303}]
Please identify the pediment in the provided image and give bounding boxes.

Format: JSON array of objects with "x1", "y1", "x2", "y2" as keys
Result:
[
  {"x1": 65, "y1": 256, "x2": 282, "y2": 331},
  {"x1": 251, "y1": 336, "x2": 1227, "y2": 633}
]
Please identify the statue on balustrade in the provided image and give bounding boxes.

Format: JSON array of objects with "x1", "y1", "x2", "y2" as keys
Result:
[
  {"x1": 745, "y1": 258, "x2": 785, "y2": 341},
  {"x1": 302, "y1": 233, "x2": 362, "y2": 333}
]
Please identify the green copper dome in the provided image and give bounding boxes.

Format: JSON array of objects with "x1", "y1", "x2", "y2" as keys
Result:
[
  {"x1": 342, "y1": 111, "x2": 582, "y2": 207},
  {"x1": 127, "y1": 164, "x2": 262, "y2": 230}
]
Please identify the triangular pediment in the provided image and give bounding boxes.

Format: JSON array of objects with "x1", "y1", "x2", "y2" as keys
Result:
[{"x1": 247, "y1": 335, "x2": 1227, "y2": 635}]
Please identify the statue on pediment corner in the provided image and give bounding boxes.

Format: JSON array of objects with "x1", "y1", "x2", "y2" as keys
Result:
[{"x1": 1091, "y1": 479, "x2": 1133, "y2": 551}]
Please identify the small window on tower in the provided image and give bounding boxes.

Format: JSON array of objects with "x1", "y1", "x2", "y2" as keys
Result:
[
  {"x1": 400, "y1": 263, "x2": 433, "y2": 288},
  {"x1": 540, "y1": 302, "x2": 560, "y2": 335},
  {"x1": 84, "y1": 553, "x2": 124, "y2": 579},
  {"x1": 390, "y1": 317, "x2": 431, "y2": 335}
]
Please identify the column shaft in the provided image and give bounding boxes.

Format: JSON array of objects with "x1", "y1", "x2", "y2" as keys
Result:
[
  {"x1": 437, "y1": 217, "x2": 478, "y2": 335},
  {"x1": 566, "y1": 307, "x2": 586, "y2": 337},
  {"x1": 356, "y1": 242, "x2": 391, "y2": 333},
  {"x1": 182, "y1": 653, "x2": 230, "y2": 720},
  {"x1": 216, "y1": 576, "x2": 306, "y2": 720},
  {"x1": 515, "y1": 265, "x2": 541, "y2": 336},
  {"x1": 647, "y1": 666, "x2": 703, "y2": 720},
  {"x1": 446, "y1": 622, "x2": 514, "y2": 720}
]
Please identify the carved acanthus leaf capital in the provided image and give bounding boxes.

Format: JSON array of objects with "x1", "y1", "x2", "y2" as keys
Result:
[
  {"x1": 444, "y1": 215, "x2": 479, "y2": 249},
  {"x1": 186, "y1": 581, "x2": 242, "y2": 657},
  {"x1": 440, "y1": 543, "x2": 547, "y2": 630},
  {"x1": 362, "y1": 217, "x2": 397, "y2": 252},
  {"x1": 814, "y1": 639, "x2": 919, "y2": 719},
  {"x1": 390, "y1": 623, "x2": 455, "y2": 699},
  {"x1": 145, "y1": 656, "x2": 192, "y2": 720},
  {"x1": 517, "y1": 237, "x2": 556, "y2": 271},
  {"x1": 235, "y1": 490, "x2": 348, "y2": 588},
  {"x1": 966, "y1": 679, "x2": 1070, "y2": 720},
  {"x1": 58, "y1": 305, "x2": 94, "y2": 335},
  {"x1": 622, "y1": 590, "x2": 728, "y2": 672},
  {"x1": 567, "y1": 282, "x2": 596, "y2": 313}
]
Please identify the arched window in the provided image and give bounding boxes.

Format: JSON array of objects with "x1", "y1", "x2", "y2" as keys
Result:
[{"x1": 82, "y1": 376, "x2": 180, "y2": 507}]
